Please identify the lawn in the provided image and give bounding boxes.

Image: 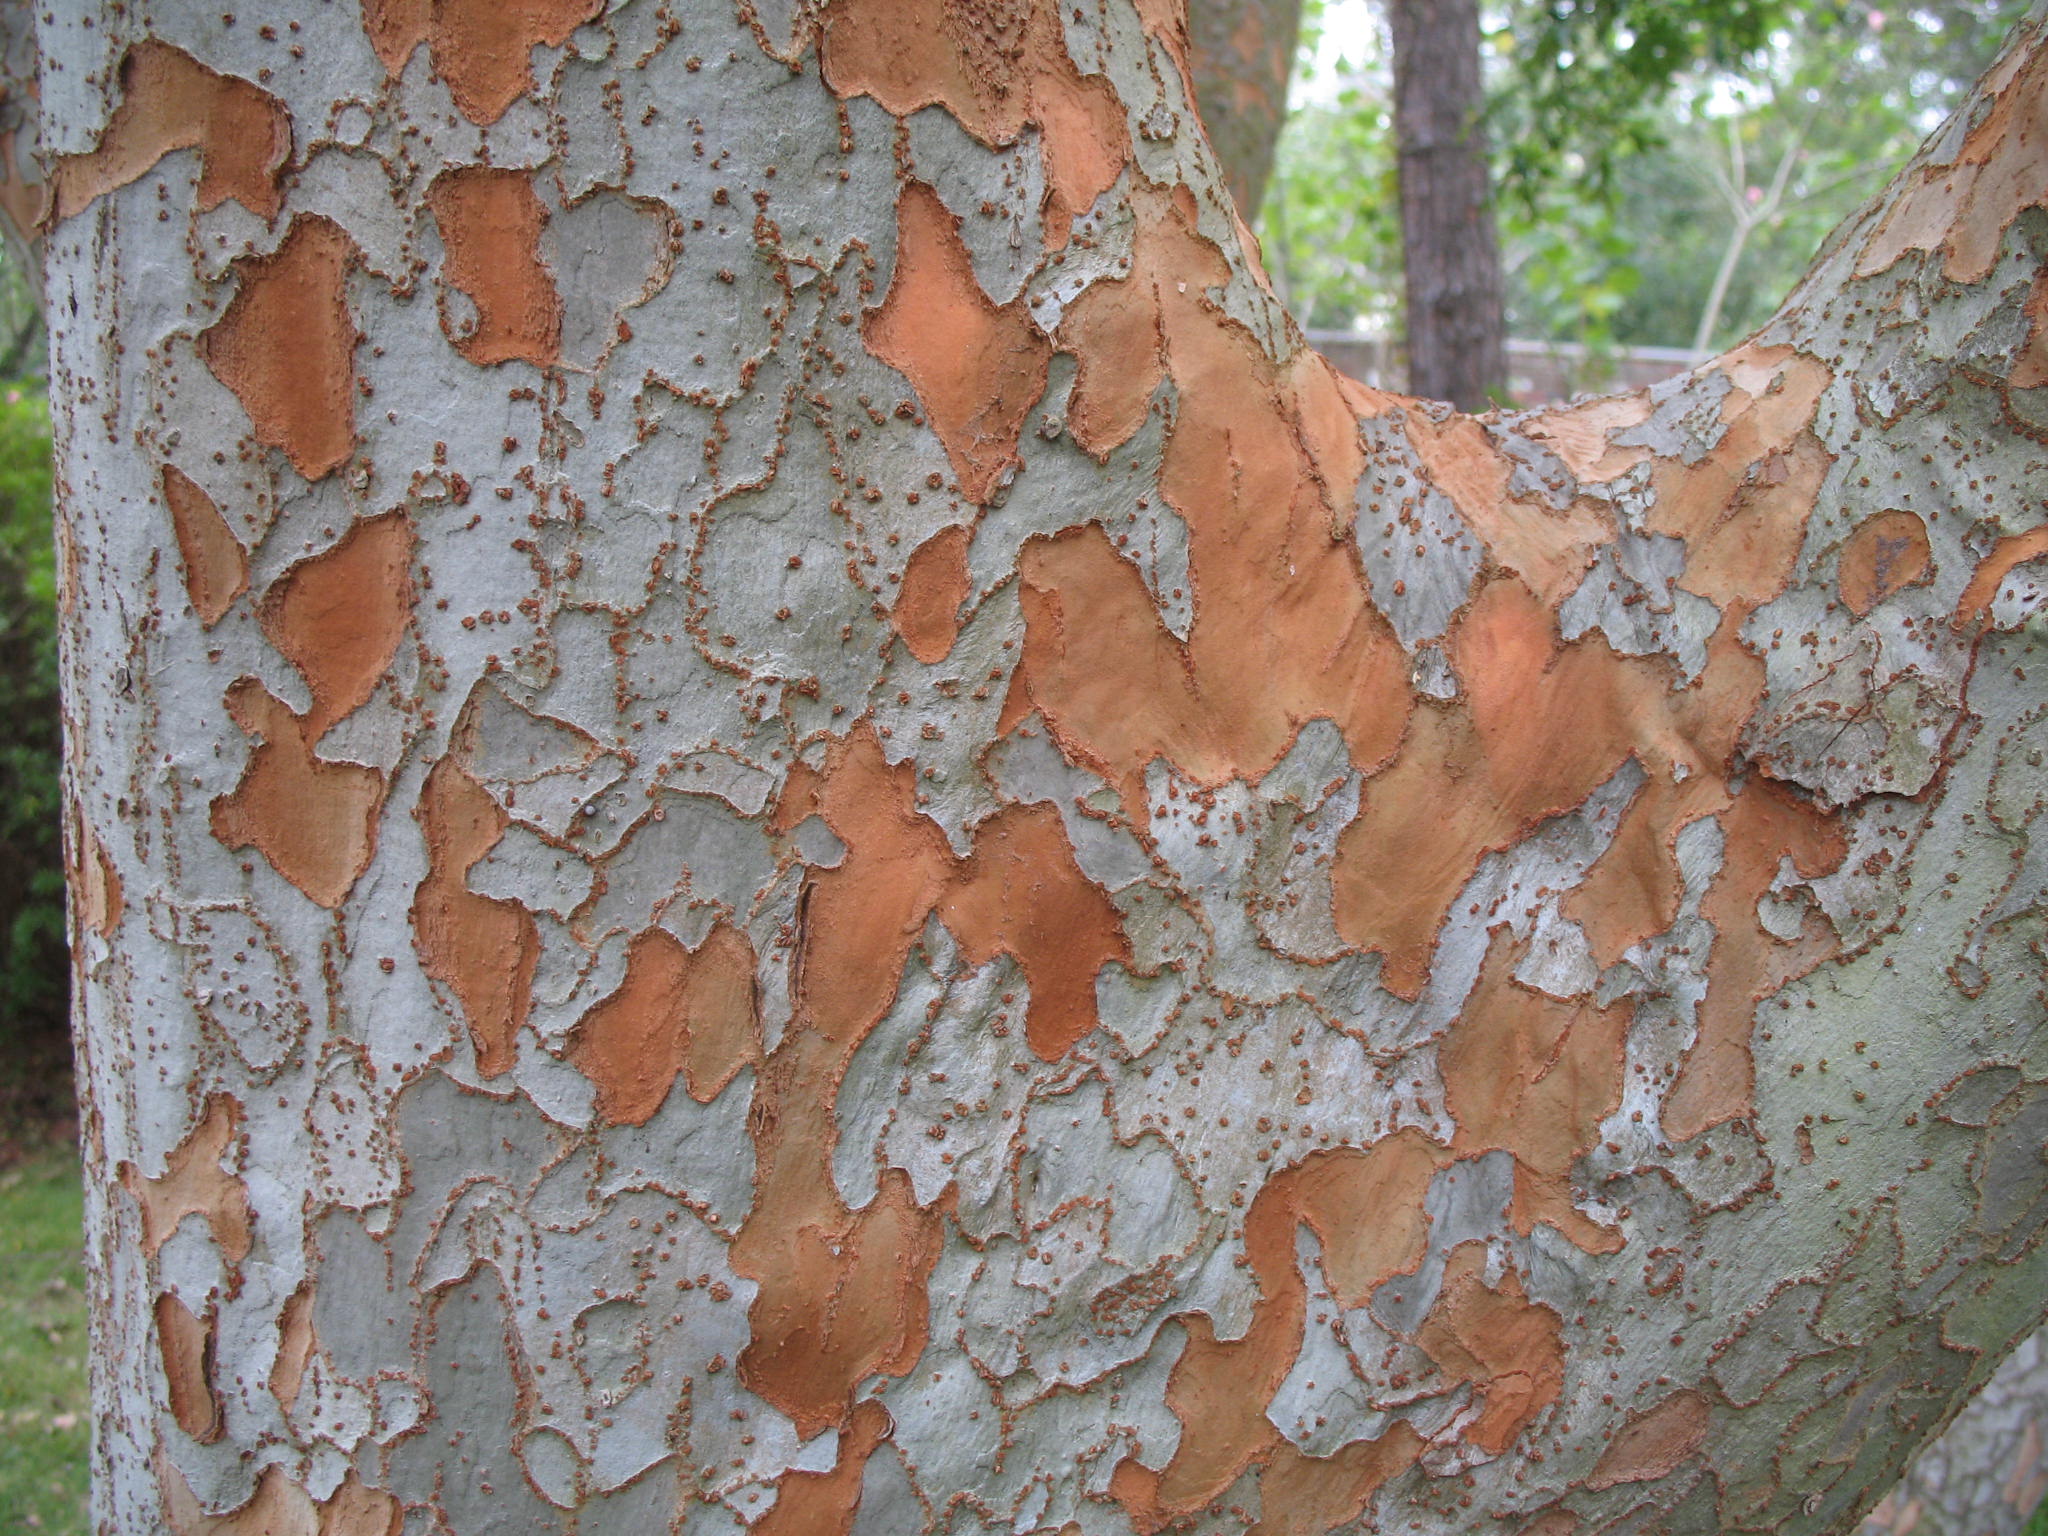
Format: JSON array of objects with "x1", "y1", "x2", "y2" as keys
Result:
[{"x1": 0, "y1": 1141, "x2": 89, "y2": 1535}]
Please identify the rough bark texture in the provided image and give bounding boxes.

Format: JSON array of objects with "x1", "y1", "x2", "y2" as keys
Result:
[
  {"x1": 36, "y1": 1, "x2": 2048, "y2": 1534},
  {"x1": 1186, "y1": 0, "x2": 1299, "y2": 220},
  {"x1": 1860, "y1": 1327, "x2": 2048, "y2": 1536},
  {"x1": 1387, "y1": 0, "x2": 1506, "y2": 409}
]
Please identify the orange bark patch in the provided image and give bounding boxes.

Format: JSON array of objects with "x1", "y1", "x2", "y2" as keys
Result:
[
  {"x1": 1292, "y1": 1130, "x2": 1447, "y2": 1307},
  {"x1": 940, "y1": 801, "x2": 1130, "y2": 1059},
  {"x1": 163, "y1": 466, "x2": 247, "y2": 628},
  {"x1": 1520, "y1": 392, "x2": 1655, "y2": 484},
  {"x1": 736, "y1": 1163, "x2": 945, "y2": 1440},
  {"x1": 1587, "y1": 1388, "x2": 1711, "y2": 1490},
  {"x1": 820, "y1": 0, "x2": 1130, "y2": 243},
  {"x1": 259, "y1": 512, "x2": 414, "y2": 738},
  {"x1": 46, "y1": 41, "x2": 290, "y2": 223},
  {"x1": 570, "y1": 923, "x2": 761, "y2": 1125},
  {"x1": 864, "y1": 182, "x2": 1052, "y2": 504},
  {"x1": 1404, "y1": 410, "x2": 1611, "y2": 608},
  {"x1": 1116, "y1": 1134, "x2": 1446, "y2": 1526},
  {"x1": 160, "y1": 1458, "x2": 401, "y2": 1536},
  {"x1": 211, "y1": 681, "x2": 385, "y2": 909},
  {"x1": 120, "y1": 1094, "x2": 253, "y2": 1262},
  {"x1": 1859, "y1": 39, "x2": 2048, "y2": 284},
  {"x1": 1414, "y1": 1243, "x2": 1566, "y2": 1456},
  {"x1": 425, "y1": 167, "x2": 562, "y2": 366},
  {"x1": 1661, "y1": 781, "x2": 1845, "y2": 1141},
  {"x1": 200, "y1": 217, "x2": 360, "y2": 482},
  {"x1": 1956, "y1": 524, "x2": 2048, "y2": 626},
  {"x1": 156, "y1": 1293, "x2": 224, "y2": 1443},
  {"x1": 1645, "y1": 349, "x2": 1833, "y2": 608},
  {"x1": 752, "y1": 1399, "x2": 892, "y2": 1536},
  {"x1": 69, "y1": 807, "x2": 124, "y2": 938},
  {"x1": 1440, "y1": 933, "x2": 1630, "y2": 1180},
  {"x1": 891, "y1": 523, "x2": 973, "y2": 664},
  {"x1": 411, "y1": 759, "x2": 539, "y2": 1078},
  {"x1": 360, "y1": 0, "x2": 599, "y2": 125},
  {"x1": 1057, "y1": 252, "x2": 1168, "y2": 458},
  {"x1": 1334, "y1": 579, "x2": 1683, "y2": 997},
  {"x1": 271, "y1": 1282, "x2": 315, "y2": 1410},
  {"x1": 1250, "y1": 1425, "x2": 1426, "y2": 1536},
  {"x1": 1009, "y1": 185, "x2": 1414, "y2": 816},
  {"x1": 734, "y1": 731, "x2": 960, "y2": 1433},
  {"x1": 735, "y1": 729, "x2": 1126, "y2": 1432},
  {"x1": 1838, "y1": 510, "x2": 1932, "y2": 617}
]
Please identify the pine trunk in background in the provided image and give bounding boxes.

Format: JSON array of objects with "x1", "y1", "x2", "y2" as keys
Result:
[
  {"x1": 1387, "y1": 0, "x2": 1506, "y2": 408},
  {"x1": 25, "y1": 0, "x2": 2048, "y2": 1533}
]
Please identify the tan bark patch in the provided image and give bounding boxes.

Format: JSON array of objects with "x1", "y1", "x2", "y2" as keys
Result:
[
  {"x1": 424, "y1": 167, "x2": 562, "y2": 366},
  {"x1": 46, "y1": 42, "x2": 290, "y2": 223},
  {"x1": 737, "y1": 1162, "x2": 945, "y2": 1439},
  {"x1": 820, "y1": 0, "x2": 1131, "y2": 246},
  {"x1": 890, "y1": 523, "x2": 973, "y2": 664},
  {"x1": 162, "y1": 465, "x2": 248, "y2": 628},
  {"x1": 1117, "y1": 1135, "x2": 1446, "y2": 1525},
  {"x1": 570, "y1": 922, "x2": 762, "y2": 1125},
  {"x1": 1440, "y1": 934, "x2": 1630, "y2": 1181},
  {"x1": 120, "y1": 1093, "x2": 253, "y2": 1262},
  {"x1": 941, "y1": 800, "x2": 1129, "y2": 1059},
  {"x1": 160, "y1": 1458, "x2": 400, "y2": 1536},
  {"x1": 1838, "y1": 510, "x2": 1933, "y2": 617},
  {"x1": 270, "y1": 1281, "x2": 315, "y2": 1411},
  {"x1": 1520, "y1": 392, "x2": 1655, "y2": 484},
  {"x1": 68, "y1": 806, "x2": 123, "y2": 938},
  {"x1": 156, "y1": 1292, "x2": 224, "y2": 1443},
  {"x1": 1057, "y1": 270, "x2": 1165, "y2": 458},
  {"x1": 2014, "y1": 268, "x2": 2048, "y2": 388},
  {"x1": 1859, "y1": 40, "x2": 2048, "y2": 283},
  {"x1": 1586, "y1": 1388, "x2": 1711, "y2": 1489},
  {"x1": 211, "y1": 681, "x2": 385, "y2": 909},
  {"x1": 1333, "y1": 579, "x2": 1683, "y2": 998},
  {"x1": 1250, "y1": 1425, "x2": 1426, "y2": 1536},
  {"x1": 199, "y1": 217, "x2": 360, "y2": 482},
  {"x1": 1402, "y1": 410, "x2": 1610, "y2": 608},
  {"x1": 411, "y1": 759, "x2": 539, "y2": 1078},
  {"x1": 1956, "y1": 524, "x2": 2048, "y2": 626},
  {"x1": 864, "y1": 181, "x2": 1051, "y2": 504},
  {"x1": 359, "y1": 0, "x2": 599, "y2": 126},
  {"x1": 1662, "y1": 780, "x2": 1846, "y2": 1142},
  {"x1": 751, "y1": 1399, "x2": 892, "y2": 1536},
  {"x1": 1414, "y1": 1243, "x2": 1566, "y2": 1457},
  {"x1": 258, "y1": 511, "x2": 414, "y2": 738}
]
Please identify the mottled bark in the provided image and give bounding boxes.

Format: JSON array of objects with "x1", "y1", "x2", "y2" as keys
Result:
[
  {"x1": 1187, "y1": 0, "x2": 1301, "y2": 220},
  {"x1": 36, "y1": 2, "x2": 2048, "y2": 1535},
  {"x1": 1387, "y1": 0, "x2": 1505, "y2": 408},
  {"x1": 1861, "y1": 1324, "x2": 2048, "y2": 1536}
]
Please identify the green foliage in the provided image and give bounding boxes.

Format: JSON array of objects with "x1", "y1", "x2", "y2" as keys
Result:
[
  {"x1": 1258, "y1": 1, "x2": 2019, "y2": 355},
  {"x1": 0, "y1": 383, "x2": 61, "y2": 1037},
  {"x1": 1495, "y1": 0, "x2": 1793, "y2": 216},
  {"x1": 0, "y1": 1143, "x2": 90, "y2": 1536}
]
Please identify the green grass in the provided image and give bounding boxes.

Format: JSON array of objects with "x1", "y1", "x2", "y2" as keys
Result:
[{"x1": 0, "y1": 1142, "x2": 90, "y2": 1535}]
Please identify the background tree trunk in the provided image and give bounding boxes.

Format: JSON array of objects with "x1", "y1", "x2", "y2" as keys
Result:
[
  {"x1": 1386, "y1": 0, "x2": 1507, "y2": 407},
  {"x1": 35, "y1": 1, "x2": 2048, "y2": 1534},
  {"x1": 1186, "y1": 0, "x2": 1302, "y2": 220}
]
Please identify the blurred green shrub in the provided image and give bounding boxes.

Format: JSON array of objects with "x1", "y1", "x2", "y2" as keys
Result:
[{"x1": 0, "y1": 386, "x2": 60, "y2": 1037}]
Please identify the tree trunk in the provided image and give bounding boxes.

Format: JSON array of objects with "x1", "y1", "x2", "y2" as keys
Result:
[
  {"x1": 1387, "y1": 0, "x2": 1506, "y2": 408},
  {"x1": 1187, "y1": 0, "x2": 1302, "y2": 221},
  {"x1": 34, "y1": 2, "x2": 2048, "y2": 1535}
]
